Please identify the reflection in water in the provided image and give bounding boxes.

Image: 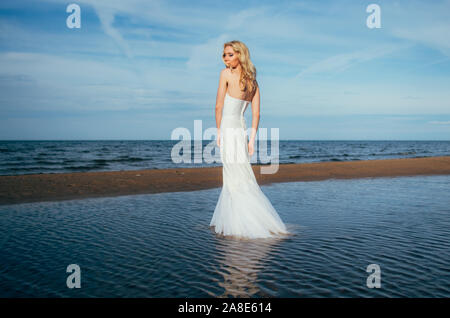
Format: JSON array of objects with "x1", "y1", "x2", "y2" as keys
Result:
[{"x1": 210, "y1": 232, "x2": 291, "y2": 298}]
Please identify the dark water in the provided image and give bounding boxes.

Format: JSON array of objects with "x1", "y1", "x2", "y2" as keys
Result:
[
  {"x1": 0, "y1": 175, "x2": 449, "y2": 297},
  {"x1": 0, "y1": 140, "x2": 449, "y2": 176}
]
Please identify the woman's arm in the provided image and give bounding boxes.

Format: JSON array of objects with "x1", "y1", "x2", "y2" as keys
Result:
[
  {"x1": 215, "y1": 69, "x2": 227, "y2": 146},
  {"x1": 215, "y1": 69, "x2": 228, "y2": 130},
  {"x1": 249, "y1": 82, "x2": 260, "y2": 143}
]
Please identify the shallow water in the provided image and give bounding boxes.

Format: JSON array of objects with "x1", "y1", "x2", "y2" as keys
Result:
[{"x1": 0, "y1": 175, "x2": 449, "y2": 297}]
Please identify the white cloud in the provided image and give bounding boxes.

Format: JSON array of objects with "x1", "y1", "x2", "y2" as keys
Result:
[
  {"x1": 388, "y1": 0, "x2": 450, "y2": 57},
  {"x1": 186, "y1": 34, "x2": 231, "y2": 72},
  {"x1": 428, "y1": 121, "x2": 450, "y2": 125},
  {"x1": 92, "y1": 5, "x2": 134, "y2": 58},
  {"x1": 2, "y1": 0, "x2": 450, "y2": 119},
  {"x1": 295, "y1": 43, "x2": 412, "y2": 79}
]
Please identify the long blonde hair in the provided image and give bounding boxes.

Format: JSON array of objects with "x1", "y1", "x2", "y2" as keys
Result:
[{"x1": 222, "y1": 40, "x2": 257, "y2": 98}]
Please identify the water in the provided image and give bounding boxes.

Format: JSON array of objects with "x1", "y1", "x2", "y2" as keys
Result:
[
  {"x1": 0, "y1": 175, "x2": 449, "y2": 297},
  {"x1": 0, "y1": 140, "x2": 449, "y2": 176}
]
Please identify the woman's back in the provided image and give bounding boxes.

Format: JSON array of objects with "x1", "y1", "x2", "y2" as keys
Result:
[{"x1": 223, "y1": 68, "x2": 256, "y2": 102}]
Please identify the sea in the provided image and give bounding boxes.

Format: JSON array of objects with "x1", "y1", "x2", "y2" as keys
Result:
[
  {"x1": 0, "y1": 140, "x2": 449, "y2": 297},
  {"x1": 0, "y1": 140, "x2": 449, "y2": 176}
]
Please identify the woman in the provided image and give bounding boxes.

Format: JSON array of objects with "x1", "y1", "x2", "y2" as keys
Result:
[{"x1": 209, "y1": 40, "x2": 290, "y2": 240}]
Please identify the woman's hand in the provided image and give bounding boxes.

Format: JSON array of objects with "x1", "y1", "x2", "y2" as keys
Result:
[
  {"x1": 247, "y1": 138, "x2": 255, "y2": 156},
  {"x1": 216, "y1": 129, "x2": 221, "y2": 147}
]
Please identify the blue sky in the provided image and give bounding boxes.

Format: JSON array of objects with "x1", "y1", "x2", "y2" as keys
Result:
[{"x1": 0, "y1": 0, "x2": 449, "y2": 140}]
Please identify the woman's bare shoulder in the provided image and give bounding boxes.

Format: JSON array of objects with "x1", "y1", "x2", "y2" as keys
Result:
[
  {"x1": 219, "y1": 68, "x2": 230, "y2": 84},
  {"x1": 220, "y1": 67, "x2": 231, "y2": 77}
]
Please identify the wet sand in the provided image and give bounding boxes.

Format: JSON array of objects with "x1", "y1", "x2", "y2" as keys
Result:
[{"x1": 1, "y1": 156, "x2": 450, "y2": 205}]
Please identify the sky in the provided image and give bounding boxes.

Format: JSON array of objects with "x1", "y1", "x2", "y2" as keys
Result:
[{"x1": 0, "y1": 0, "x2": 449, "y2": 140}]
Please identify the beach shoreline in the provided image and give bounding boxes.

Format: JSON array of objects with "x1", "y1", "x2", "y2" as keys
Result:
[{"x1": 1, "y1": 156, "x2": 450, "y2": 206}]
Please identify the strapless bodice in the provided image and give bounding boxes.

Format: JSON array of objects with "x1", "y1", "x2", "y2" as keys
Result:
[{"x1": 222, "y1": 93, "x2": 250, "y2": 118}]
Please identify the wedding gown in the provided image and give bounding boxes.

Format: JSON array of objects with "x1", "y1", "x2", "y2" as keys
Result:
[{"x1": 210, "y1": 92, "x2": 290, "y2": 239}]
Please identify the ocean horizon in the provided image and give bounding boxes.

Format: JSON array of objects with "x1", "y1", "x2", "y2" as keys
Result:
[{"x1": 1, "y1": 140, "x2": 449, "y2": 176}]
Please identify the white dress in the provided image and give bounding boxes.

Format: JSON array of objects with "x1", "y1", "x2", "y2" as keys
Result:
[{"x1": 210, "y1": 92, "x2": 290, "y2": 239}]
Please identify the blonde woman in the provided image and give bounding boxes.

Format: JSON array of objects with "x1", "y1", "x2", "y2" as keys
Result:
[{"x1": 209, "y1": 40, "x2": 290, "y2": 239}]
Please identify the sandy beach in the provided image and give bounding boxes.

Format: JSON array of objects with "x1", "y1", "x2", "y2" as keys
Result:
[{"x1": 1, "y1": 156, "x2": 450, "y2": 205}]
